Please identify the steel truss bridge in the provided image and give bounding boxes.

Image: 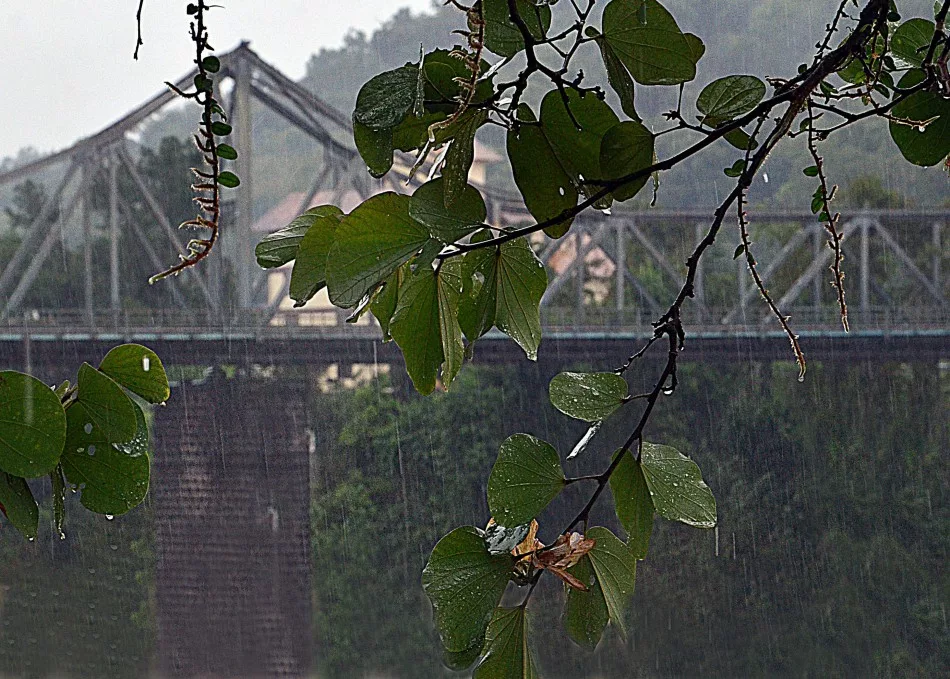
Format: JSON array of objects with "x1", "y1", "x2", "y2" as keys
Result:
[{"x1": 0, "y1": 42, "x2": 947, "y2": 368}]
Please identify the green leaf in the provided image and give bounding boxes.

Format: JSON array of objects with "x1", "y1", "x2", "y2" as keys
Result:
[
  {"x1": 393, "y1": 111, "x2": 447, "y2": 152},
  {"x1": 458, "y1": 244, "x2": 498, "y2": 341},
  {"x1": 590, "y1": 30, "x2": 640, "y2": 121},
  {"x1": 289, "y1": 212, "x2": 343, "y2": 307},
  {"x1": 422, "y1": 49, "x2": 492, "y2": 109},
  {"x1": 369, "y1": 266, "x2": 405, "y2": 342},
  {"x1": 217, "y1": 143, "x2": 238, "y2": 160},
  {"x1": 723, "y1": 159, "x2": 746, "y2": 177},
  {"x1": 216, "y1": 171, "x2": 240, "y2": 188},
  {"x1": 601, "y1": 0, "x2": 697, "y2": 85},
  {"x1": 201, "y1": 55, "x2": 221, "y2": 73},
  {"x1": 892, "y1": 19, "x2": 934, "y2": 67},
  {"x1": 723, "y1": 127, "x2": 758, "y2": 150},
  {"x1": 549, "y1": 371, "x2": 629, "y2": 422},
  {"x1": 326, "y1": 193, "x2": 430, "y2": 308},
  {"x1": 0, "y1": 371, "x2": 67, "y2": 478},
  {"x1": 608, "y1": 451, "x2": 654, "y2": 559},
  {"x1": 353, "y1": 120, "x2": 394, "y2": 178},
  {"x1": 599, "y1": 120, "x2": 655, "y2": 202},
  {"x1": 507, "y1": 106, "x2": 577, "y2": 238},
  {"x1": 409, "y1": 178, "x2": 486, "y2": 243},
  {"x1": 422, "y1": 526, "x2": 514, "y2": 653},
  {"x1": 62, "y1": 399, "x2": 150, "y2": 516},
  {"x1": 0, "y1": 472, "x2": 38, "y2": 539},
  {"x1": 444, "y1": 639, "x2": 486, "y2": 672},
  {"x1": 586, "y1": 526, "x2": 637, "y2": 637},
  {"x1": 540, "y1": 88, "x2": 620, "y2": 198},
  {"x1": 889, "y1": 71, "x2": 950, "y2": 167},
  {"x1": 255, "y1": 205, "x2": 344, "y2": 269},
  {"x1": 488, "y1": 433, "x2": 565, "y2": 527},
  {"x1": 98, "y1": 344, "x2": 170, "y2": 404},
  {"x1": 802, "y1": 165, "x2": 820, "y2": 177},
  {"x1": 684, "y1": 32, "x2": 706, "y2": 65},
  {"x1": 483, "y1": 0, "x2": 552, "y2": 57},
  {"x1": 353, "y1": 65, "x2": 420, "y2": 131},
  {"x1": 563, "y1": 555, "x2": 609, "y2": 650},
  {"x1": 389, "y1": 261, "x2": 465, "y2": 394},
  {"x1": 443, "y1": 110, "x2": 488, "y2": 206},
  {"x1": 73, "y1": 363, "x2": 137, "y2": 444},
  {"x1": 495, "y1": 238, "x2": 547, "y2": 360},
  {"x1": 697, "y1": 75, "x2": 766, "y2": 123},
  {"x1": 473, "y1": 607, "x2": 539, "y2": 678},
  {"x1": 210, "y1": 121, "x2": 232, "y2": 136},
  {"x1": 437, "y1": 261, "x2": 466, "y2": 389},
  {"x1": 640, "y1": 442, "x2": 717, "y2": 528}
]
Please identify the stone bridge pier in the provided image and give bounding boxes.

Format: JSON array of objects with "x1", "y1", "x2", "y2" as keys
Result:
[{"x1": 152, "y1": 373, "x2": 313, "y2": 678}]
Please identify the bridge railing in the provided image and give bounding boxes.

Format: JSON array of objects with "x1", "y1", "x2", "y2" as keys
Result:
[{"x1": 2, "y1": 305, "x2": 947, "y2": 339}]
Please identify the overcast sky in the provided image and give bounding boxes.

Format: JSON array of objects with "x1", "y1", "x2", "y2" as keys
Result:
[{"x1": 0, "y1": 1, "x2": 434, "y2": 159}]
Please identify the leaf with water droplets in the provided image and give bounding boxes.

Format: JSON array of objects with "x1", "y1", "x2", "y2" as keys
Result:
[
  {"x1": 640, "y1": 442, "x2": 716, "y2": 528},
  {"x1": 73, "y1": 364, "x2": 137, "y2": 444},
  {"x1": 472, "y1": 606, "x2": 539, "y2": 678},
  {"x1": 586, "y1": 526, "x2": 636, "y2": 637},
  {"x1": 0, "y1": 471, "x2": 38, "y2": 539},
  {"x1": 549, "y1": 371, "x2": 629, "y2": 422},
  {"x1": 488, "y1": 433, "x2": 565, "y2": 527},
  {"x1": 326, "y1": 193, "x2": 430, "y2": 308},
  {"x1": 98, "y1": 344, "x2": 169, "y2": 404},
  {"x1": 0, "y1": 371, "x2": 66, "y2": 478},
  {"x1": 609, "y1": 450, "x2": 654, "y2": 558},
  {"x1": 422, "y1": 526, "x2": 514, "y2": 654},
  {"x1": 62, "y1": 399, "x2": 150, "y2": 516},
  {"x1": 563, "y1": 555, "x2": 609, "y2": 650}
]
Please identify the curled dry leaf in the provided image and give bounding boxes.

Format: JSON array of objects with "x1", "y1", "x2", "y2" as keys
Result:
[{"x1": 533, "y1": 532, "x2": 597, "y2": 591}]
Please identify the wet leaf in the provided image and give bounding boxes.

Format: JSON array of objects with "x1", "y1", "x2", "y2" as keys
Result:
[
  {"x1": 549, "y1": 371, "x2": 629, "y2": 422},
  {"x1": 507, "y1": 105, "x2": 577, "y2": 238},
  {"x1": 488, "y1": 433, "x2": 565, "y2": 527},
  {"x1": 442, "y1": 110, "x2": 488, "y2": 206},
  {"x1": 255, "y1": 205, "x2": 344, "y2": 269},
  {"x1": 586, "y1": 526, "x2": 636, "y2": 637},
  {"x1": 0, "y1": 471, "x2": 38, "y2": 539},
  {"x1": 326, "y1": 193, "x2": 430, "y2": 308},
  {"x1": 369, "y1": 266, "x2": 405, "y2": 342},
  {"x1": 62, "y1": 399, "x2": 150, "y2": 516},
  {"x1": 563, "y1": 555, "x2": 609, "y2": 650},
  {"x1": 472, "y1": 607, "x2": 539, "y2": 678},
  {"x1": 73, "y1": 364, "x2": 137, "y2": 444},
  {"x1": 697, "y1": 75, "x2": 766, "y2": 123},
  {"x1": 289, "y1": 212, "x2": 343, "y2": 307},
  {"x1": 589, "y1": 28, "x2": 640, "y2": 121},
  {"x1": 609, "y1": 450, "x2": 654, "y2": 559},
  {"x1": 483, "y1": 0, "x2": 551, "y2": 57},
  {"x1": 422, "y1": 526, "x2": 514, "y2": 653},
  {"x1": 600, "y1": 120, "x2": 655, "y2": 201},
  {"x1": 389, "y1": 261, "x2": 465, "y2": 394},
  {"x1": 640, "y1": 442, "x2": 716, "y2": 528},
  {"x1": 540, "y1": 88, "x2": 620, "y2": 200},
  {"x1": 0, "y1": 371, "x2": 67, "y2": 478},
  {"x1": 353, "y1": 65, "x2": 420, "y2": 131},
  {"x1": 409, "y1": 178, "x2": 486, "y2": 243},
  {"x1": 891, "y1": 18, "x2": 934, "y2": 67},
  {"x1": 601, "y1": 0, "x2": 697, "y2": 86},
  {"x1": 889, "y1": 70, "x2": 950, "y2": 167},
  {"x1": 98, "y1": 343, "x2": 169, "y2": 404},
  {"x1": 353, "y1": 120, "x2": 394, "y2": 177}
]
